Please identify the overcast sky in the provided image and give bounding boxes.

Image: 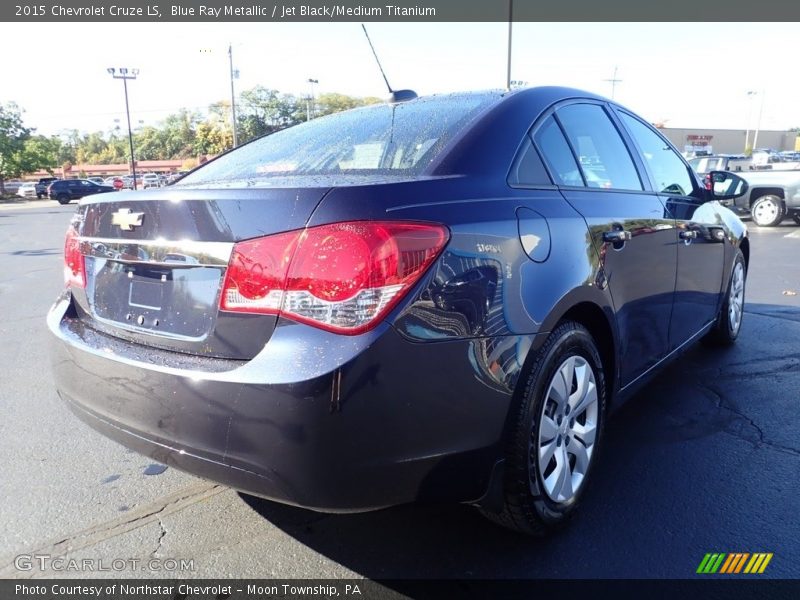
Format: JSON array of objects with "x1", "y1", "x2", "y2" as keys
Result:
[{"x1": 2, "y1": 22, "x2": 797, "y2": 136}]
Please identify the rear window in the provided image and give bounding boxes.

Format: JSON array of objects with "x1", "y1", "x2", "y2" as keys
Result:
[{"x1": 180, "y1": 94, "x2": 498, "y2": 184}]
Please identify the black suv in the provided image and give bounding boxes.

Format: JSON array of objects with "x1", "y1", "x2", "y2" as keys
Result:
[
  {"x1": 35, "y1": 177, "x2": 58, "y2": 199},
  {"x1": 48, "y1": 179, "x2": 115, "y2": 204}
]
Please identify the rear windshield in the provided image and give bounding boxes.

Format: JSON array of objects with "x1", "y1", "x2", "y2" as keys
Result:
[{"x1": 179, "y1": 94, "x2": 499, "y2": 184}]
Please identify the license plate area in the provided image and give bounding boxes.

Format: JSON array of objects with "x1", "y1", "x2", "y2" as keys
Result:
[{"x1": 88, "y1": 258, "x2": 222, "y2": 340}]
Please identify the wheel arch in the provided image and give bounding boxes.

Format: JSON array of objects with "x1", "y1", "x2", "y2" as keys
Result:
[{"x1": 748, "y1": 186, "x2": 785, "y2": 207}]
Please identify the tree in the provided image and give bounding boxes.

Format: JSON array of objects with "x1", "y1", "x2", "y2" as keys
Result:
[
  {"x1": 315, "y1": 92, "x2": 381, "y2": 117},
  {"x1": 237, "y1": 87, "x2": 303, "y2": 143},
  {"x1": 0, "y1": 102, "x2": 32, "y2": 194}
]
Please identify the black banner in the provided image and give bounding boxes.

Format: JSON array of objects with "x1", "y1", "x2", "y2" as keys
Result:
[
  {"x1": 3, "y1": 0, "x2": 800, "y2": 22},
  {"x1": 4, "y1": 579, "x2": 800, "y2": 600}
]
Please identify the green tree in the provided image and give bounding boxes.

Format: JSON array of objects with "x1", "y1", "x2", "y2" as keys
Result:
[
  {"x1": 315, "y1": 92, "x2": 381, "y2": 117},
  {"x1": 23, "y1": 135, "x2": 63, "y2": 174},
  {"x1": 0, "y1": 102, "x2": 32, "y2": 193},
  {"x1": 237, "y1": 87, "x2": 303, "y2": 143}
]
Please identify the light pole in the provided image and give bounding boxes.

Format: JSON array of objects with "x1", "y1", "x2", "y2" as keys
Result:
[
  {"x1": 744, "y1": 90, "x2": 757, "y2": 153},
  {"x1": 228, "y1": 43, "x2": 239, "y2": 148},
  {"x1": 306, "y1": 78, "x2": 319, "y2": 121},
  {"x1": 107, "y1": 67, "x2": 139, "y2": 189},
  {"x1": 752, "y1": 89, "x2": 766, "y2": 152}
]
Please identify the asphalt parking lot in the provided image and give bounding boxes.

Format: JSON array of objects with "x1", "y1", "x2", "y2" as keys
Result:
[{"x1": 0, "y1": 199, "x2": 798, "y2": 582}]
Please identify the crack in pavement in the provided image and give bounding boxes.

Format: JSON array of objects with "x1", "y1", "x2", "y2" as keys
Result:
[
  {"x1": 697, "y1": 382, "x2": 800, "y2": 459},
  {"x1": 0, "y1": 482, "x2": 223, "y2": 578},
  {"x1": 151, "y1": 518, "x2": 167, "y2": 559}
]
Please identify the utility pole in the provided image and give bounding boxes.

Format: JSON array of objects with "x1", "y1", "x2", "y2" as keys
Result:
[
  {"x1": 505, "y1": 0, "x2": 513, "y2": 90},
  {"x1": 604, "y1": 66, "x2": 622, "y2": 100},
  {"x1": 306, "y1": 78, "x2": 318, "y2": 121},
  {"x1": 228, "y1": 43, "x2": 238, "y2": 148},
  {"x1": 107, "y1": 67, "x2": 139, "y2": 190}
]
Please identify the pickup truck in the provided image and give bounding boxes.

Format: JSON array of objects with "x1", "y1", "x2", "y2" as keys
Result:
[{"x1": 728, "y1": 170, "x2": 800, "y2": 227}]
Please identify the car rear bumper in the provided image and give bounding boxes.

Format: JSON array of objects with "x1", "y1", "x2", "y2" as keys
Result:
[{"x1": 48, "y1": 292, "x2": 532, "y2": 511}]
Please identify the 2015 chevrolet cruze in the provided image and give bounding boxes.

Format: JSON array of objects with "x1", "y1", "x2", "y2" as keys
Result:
[{"x1": 49, "y1": 87, "x2": 749, "y2": 534}]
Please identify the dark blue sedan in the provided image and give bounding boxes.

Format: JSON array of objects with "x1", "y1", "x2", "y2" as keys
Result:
[{"x1": 49, "y1": 87, "x2": 749, "y2": 534}]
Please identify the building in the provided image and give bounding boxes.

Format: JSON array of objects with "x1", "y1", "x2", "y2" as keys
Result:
[
  {"x1": 658, "y1": 127, "x2": 799, "y2": 156},
  {"x1": 31, "y1": 157, "x2": 212, "y2": 179}
]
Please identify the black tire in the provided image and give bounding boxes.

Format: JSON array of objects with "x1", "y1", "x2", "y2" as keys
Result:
[
  {"x1": 704, "y1": 250, "x2": 746, "y2": 346},
  {"x1": 750, "y1": 194, "x2": 785, "y2": 227},
  {"x1": 56, "y1": 194, "x2": 71, "y2": 205},
  {"x1": 36, "y1": 193, "x2": 43, "y2": 199},
  {"x1": 792, "y1": 214, "x2": 800, "y2": 226},
  {"x1": 481, "y1": 321, "x2": 607, "y2": 535}
]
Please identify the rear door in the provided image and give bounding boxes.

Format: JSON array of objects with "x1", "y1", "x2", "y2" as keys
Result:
[
  {"x1": 534, "y1": 103, "x2": 677, "y2": 387},
  {"x1": 615, "y1": 111, "x2": 723, "y2": 350}
]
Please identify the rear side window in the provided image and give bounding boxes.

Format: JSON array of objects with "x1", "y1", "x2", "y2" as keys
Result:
[
  {"x1": 619, "y1": 112, "x2": 697, "y2": 196},
  {"x1": 556, "y1": 104, "x2": 642, "y2": 191},
  {"x1": 533, "y1": 117, "x2": 584, "y2": 187},
  {"x1": 179, "y1": 94, "x2": 499, "y2": 183},
  {"x1": 508, "y1": 137, "x2": 551, "y2": 186}
]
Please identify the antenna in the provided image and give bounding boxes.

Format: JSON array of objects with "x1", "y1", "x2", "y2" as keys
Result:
[{"x1": 361, "y1": 24, "x2": 417, "y2": 103}]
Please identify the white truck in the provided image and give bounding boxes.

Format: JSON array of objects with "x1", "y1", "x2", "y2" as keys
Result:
[{"x1": 730, "y1": 170, "x2": 800, "y2": 227}]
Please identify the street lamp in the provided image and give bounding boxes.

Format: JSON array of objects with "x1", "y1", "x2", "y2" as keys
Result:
[
  {"x1": 306, "y1": 78, "x2": 319, "y2": 121},
  {"x1": 107, "y1": 67, "x2": 139, "y2": 189},
  {"x1": 228, "y1": 43, "x2": 239, "y2": 148},
  {"x1": 752, "y1": 89, "x2": 766, "y2": 153},
  {"x1": 744, "y1": 90, "x2": 757, "y2": 154}
]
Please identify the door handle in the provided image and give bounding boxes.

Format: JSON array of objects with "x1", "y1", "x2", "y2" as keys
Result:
[
  {"x1": 602, "y1": 230, "x2": 632, "y2": 243},
  {"x1": 679, "y1": 230, "x2": 698, "y2": 240}
]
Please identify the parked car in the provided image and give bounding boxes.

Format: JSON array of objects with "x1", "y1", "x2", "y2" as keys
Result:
[
  {"x1": 727, "y1": 170, "x2": 800, "y2": 226},
  {"x1": 16, "y1": 182, "x2": 37, "y2": 198},
  {"x1": 141, "y1": 173, "x2": 161, "y2": 189},
  {"x1": 49, "y1": 88, "x2": 749, "y2": 535},
  {"x1": 47, "y1": 179, "x2": 115, "y2": 204},
  {"x1": 35, "y1": 177, "x2": 58, "y2": 199},
  {"x1": 689, "y1": 154, "x2": 752, "y2": 174},
  {"x1": 87, "y1": 176, "x2": 106, "y2": 185}
]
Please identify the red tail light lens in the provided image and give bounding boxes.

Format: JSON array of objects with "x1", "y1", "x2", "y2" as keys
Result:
[
  {"x1": 64, "y1": 227, "x2": 85, "y2": 288},
  {"x1": 220, "y1": 221, "x2": 449, "y2": 334}
]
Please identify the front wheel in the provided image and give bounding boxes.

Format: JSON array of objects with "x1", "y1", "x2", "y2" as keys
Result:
[
  {"x1": 750, "y1": 195, "x2": 784, "y2": 227},
  {"x1": 481, "y1": 321, "x2": 606, "y2": 535},
  {"x1": 704, "y1": 250, "x2": 746, "y2": 346}
]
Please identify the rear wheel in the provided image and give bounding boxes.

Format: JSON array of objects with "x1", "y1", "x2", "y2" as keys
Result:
[
  {"x1": 481, "y1": 321, "x2": 606, "y2": 535},
  {"x1": 750, "y1": 194, "x2": 784, "y2": 227},
  {"x1": 704, "y1": 250, "x2": 746, "y2": 345},
  {"x1": 792, "y1": 213, "x2": 800, "y2": 226},
  {"x1": 56, "y1": 194, "x2": 71, "y2": 205}
]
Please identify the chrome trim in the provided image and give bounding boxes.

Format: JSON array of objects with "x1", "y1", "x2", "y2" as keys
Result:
[{"x1": 79, "y1": 238, "x2": 233, "y2": 267}]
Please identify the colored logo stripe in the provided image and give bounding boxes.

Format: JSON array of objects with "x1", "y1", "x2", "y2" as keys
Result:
[{"x1": 698, "y1": 552, "x2": 773, "y2": 574}]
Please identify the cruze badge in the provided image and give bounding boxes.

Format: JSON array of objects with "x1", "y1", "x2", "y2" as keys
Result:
[{"x1": 111, "y1": 208, "x2": 144, "y2": 231}]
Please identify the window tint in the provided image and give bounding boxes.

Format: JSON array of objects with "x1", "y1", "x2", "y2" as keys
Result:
[
  {"x1": 179, "y1": 94, "x2": 499, "y2": 183},
  {"x1": 556, "y1": 104, "x2": 642, "y2": 191},
  {"x1": 509, "y1": 137, "x2": 551, "y2": 186},
  {"x1": 619, "y1": 113, "x2": 696, "y2": 196},
  {"x1": 533, "y1": 117, "x2": 584, "y2": 187}
]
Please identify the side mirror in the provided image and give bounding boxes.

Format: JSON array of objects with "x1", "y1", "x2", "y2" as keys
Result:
[{"x1": 708, "y1": 171, "x2": 748, "y2": 201}]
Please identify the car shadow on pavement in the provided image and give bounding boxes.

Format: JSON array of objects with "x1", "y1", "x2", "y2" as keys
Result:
[{"x1": 239, "y1": 303, "x2": 800, "y2": 580}]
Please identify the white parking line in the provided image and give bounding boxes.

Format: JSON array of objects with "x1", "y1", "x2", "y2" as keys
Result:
[{"x1": 784, "y1": 230, "x2": 800, "y2": 239}]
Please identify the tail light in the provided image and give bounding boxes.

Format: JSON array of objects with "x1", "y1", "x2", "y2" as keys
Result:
[
  {"x1": 220, "y1": 221, "x2": 449, "y2": 334},
  {"x1": 64, "y1": 227, "x2": 86, "y2": 288}
]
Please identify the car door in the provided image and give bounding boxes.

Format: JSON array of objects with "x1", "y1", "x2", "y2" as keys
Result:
[
  {"x1": 533, "y1": 103, "x2": 677, "y2": 387},
  {"x1": 615, "y1": 111, "x2": 724, "y2": 350}
]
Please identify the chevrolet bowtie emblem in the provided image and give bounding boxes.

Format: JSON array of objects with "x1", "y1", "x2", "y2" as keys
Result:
[{"x1": 111, "y1": 208, "x2": 144, "y2": 231}]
